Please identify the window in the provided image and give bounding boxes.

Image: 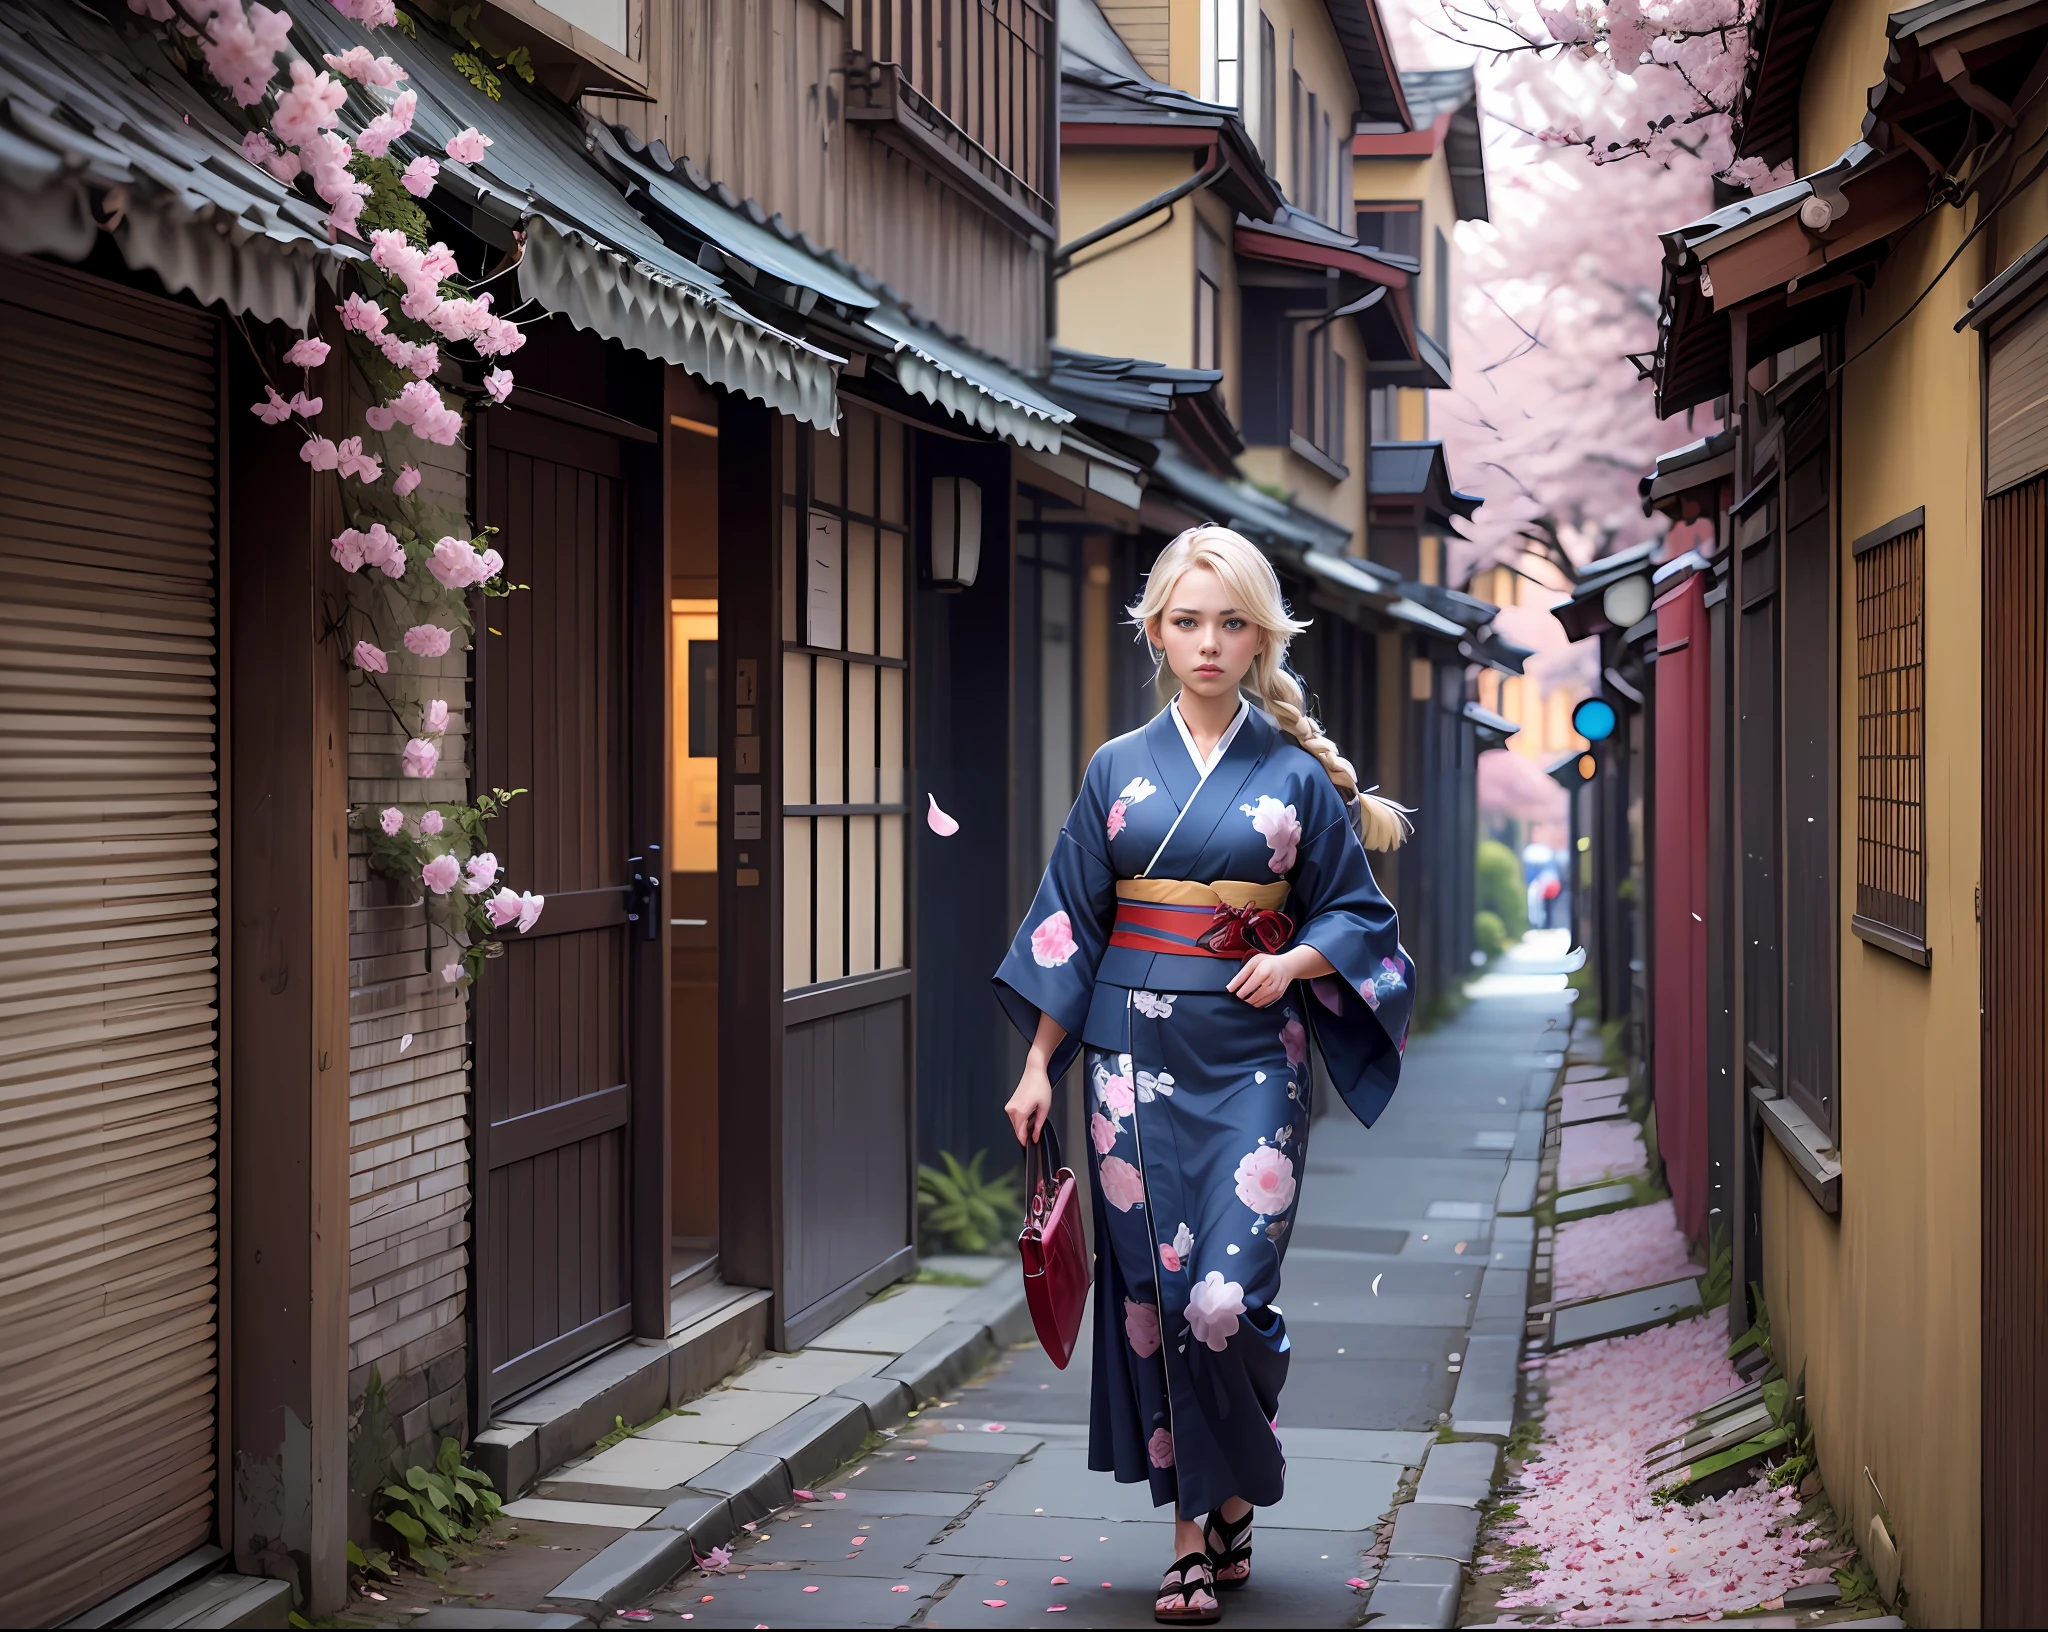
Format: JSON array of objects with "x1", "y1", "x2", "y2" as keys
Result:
[
  {"x1": 1296, "y1": 320, "x2": 1344, "y2": 468},
  {"x1": 1014, "y1": 504, "x2": 1086, "y2": 880},
  {"x1": 1200, "y1": 0, "x2": 1241, "y2": 106},
  {"x1": 1258, "y1": 15, "x2": 1276, "y2": 163},
  {"x1": 1356, "y1": 202, "x2": 1422, "y2": 260},
  {"x1": 1322, "y1": 108, "x2": 1333, "y2": 225},
  {"x1": 1433, "y1": 225, "x2": 1451, "y2": 349},
  {"x1": 1195, "y1": 274, "x2": 1220, "y2": 371},
  {"x1": 1852, "y1": 509, "x2": 1927, "y2": 962},
  {"x1": 1306, "y1": 92, "x2": 1320, "y2": 214},
  {"x1": 1289, "y1": 48, "x2": 1301, "y2": 204},
  {"x1": 778, "y1": 405, "x2": 910, "y2": 989},
  {"x1": 536, "y1": 0, "x2": 629, "y2": 53},
  {"x1": 1369, "y1": 384, "x2": 1399, "y2": 442}
]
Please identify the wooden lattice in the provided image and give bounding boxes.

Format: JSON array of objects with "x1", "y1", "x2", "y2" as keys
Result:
[{"x1": 1853, "y1": 521, "x2": 1926, "y2": 951}]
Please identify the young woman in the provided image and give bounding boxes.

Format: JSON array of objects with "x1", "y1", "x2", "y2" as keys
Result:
[{"x1": 994, "y1": 526, "x2": 1414, "y2": 1625}]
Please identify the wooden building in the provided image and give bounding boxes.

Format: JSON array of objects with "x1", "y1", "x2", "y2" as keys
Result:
[{"x1": 1617, "y1": 0, "x2": 2048, "y2": 1618}]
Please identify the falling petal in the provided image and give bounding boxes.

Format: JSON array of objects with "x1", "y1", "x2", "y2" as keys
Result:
[
  {"x1": 983, "y1": 1422, "x2": 1006, "y2": 1432},
  {"x1": 851, "y1": 1537, "x2": 867, "y2": 1546},
  {"x1": 792, "y1": 1489, "x2": 814, "y2": 1501},
  {"x1": 983, "y1": 1601, "x2": 1007, "y2": 1609},
  {"x1": 399, "y1": 1033, "x2": 414, "y2": 1052},
  {"x1": 803, "y1": 1585, "x2": 820, "y2": 1592},
  {"x1": 927, "y1": 792, "x2": 960, "y2": 836},
  {"x1": 831, "y1": 1491, "x2": 847, "y2": 1499},
  {"x1": 1051, "y1": 1576, "x2": 1069, "y2": 1585},
  {"x1": 892, "y1": 1584, "x2": 911, "y2": 1592}
]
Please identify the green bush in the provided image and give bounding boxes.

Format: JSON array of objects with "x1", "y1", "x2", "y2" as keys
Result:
[
  {"x1": 1474, "y1": 909, "x2": 1506, "y2": 958},
  {"x1": 1476, "y1": 839, "x2": 1529, "y2": 941},
  {"x1": 917, "y1": 1149, "x2": 1022, "y2": 1254}
]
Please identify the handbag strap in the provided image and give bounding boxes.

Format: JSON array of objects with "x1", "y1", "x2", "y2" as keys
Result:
[{"x1": 1025, "y1": 1119, "x2": 1065, "y2": 1219}]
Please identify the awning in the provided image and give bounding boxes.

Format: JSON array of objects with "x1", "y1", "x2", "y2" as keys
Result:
[
  {"x1": 863, "y1": 307, "x2": 1072, "y2": 452},
  {"x1": 291, "y1": 4, "x2": 844, "y2": 428},
  {"x1": 1384, "y1": 596, "x2": 1467, "y2": 639},
  {"x1": 0, "y1": 0, "x2": 350, "y2": 327},
  {"x1": 1369, "y1": 441, "x2": 1482, "y2": 525},
  {"x1": 1463, "y1": 700, "x2": 1519, "y2": 746},
  {"x1": 1144, "y1": 448, "x2": 1353, "y2": 554},
  {"x1": 1640, "y1": 428, "x2": 1735, "y2": 518},
  {"x1": 1016, "y1": 433, "x2": 1146, "y2": 528},
  {"x1": 1300, "y1": 549, "x2": 1403, "y2": 599}
]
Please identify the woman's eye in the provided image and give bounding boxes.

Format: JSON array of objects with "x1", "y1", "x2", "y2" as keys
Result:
[
  {"x1": 1224, "y1": 618, "x2": 1247, "y2": 631},
  {"x1": 1174, "y1": 616, "x2": 1196, "y2": 628}
]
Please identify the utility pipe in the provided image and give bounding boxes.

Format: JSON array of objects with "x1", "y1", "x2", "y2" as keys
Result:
[{"x1": 1053, "y1": 147, "x2": 1231, "y2": 275}]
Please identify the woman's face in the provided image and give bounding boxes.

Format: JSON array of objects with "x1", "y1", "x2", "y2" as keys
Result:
[{"x1": 1147, "y1": 563, "x2": 1263, "y2": 703}]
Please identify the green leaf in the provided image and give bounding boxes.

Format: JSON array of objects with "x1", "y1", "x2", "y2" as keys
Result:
[
  {"x1": 347, "y1": 1541, "x2": 368, "y2": 1569},
  {"x1": 384, "y1": 1508, "x2": 428, "y2": 1546},
  {"x1": 1761, "y1": 1377, "x2": 1789, "y2": 1424},
  {"x1": 437, "y1": 1436, "x2": 463, "y2": 1478}
]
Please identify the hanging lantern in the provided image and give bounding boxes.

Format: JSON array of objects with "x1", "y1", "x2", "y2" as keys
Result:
[{"x1": 928, "y1": 476, "x2": 983, "y2": 590}]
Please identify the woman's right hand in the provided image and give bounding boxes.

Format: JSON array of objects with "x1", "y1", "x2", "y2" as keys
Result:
[{"x1": 1005, "y1": 1064, "x2": 1054, "y2": 1146}]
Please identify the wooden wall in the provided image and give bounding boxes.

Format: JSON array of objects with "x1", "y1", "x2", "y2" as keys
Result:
[{"x1": 585, "y1": 0, "x2": 1048, "y2": 371}]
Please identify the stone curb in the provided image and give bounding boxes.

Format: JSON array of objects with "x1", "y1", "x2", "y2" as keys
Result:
[{"x1": 542, "y1": 1281, "x2": 1029, "y2": 1614}]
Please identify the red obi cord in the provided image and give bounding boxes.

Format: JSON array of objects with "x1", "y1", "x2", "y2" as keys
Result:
[{"x1": 1108, "y1": 899, "x2": 1296, "y2": 959}]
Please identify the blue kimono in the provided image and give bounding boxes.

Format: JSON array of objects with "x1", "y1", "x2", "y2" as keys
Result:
[{"x1": 994, "y1": 700, "x2": 1413, "y2": 1519}]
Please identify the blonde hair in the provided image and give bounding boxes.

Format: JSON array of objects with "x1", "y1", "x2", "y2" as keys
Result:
[{"x1": 1130, "y1": 526, "x2": 1412, "y2": 852}]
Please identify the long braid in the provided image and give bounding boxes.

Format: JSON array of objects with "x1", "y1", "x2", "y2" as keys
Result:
[{"x1": 1258, "y1": 651, "x2": 1414, "y2": 854}]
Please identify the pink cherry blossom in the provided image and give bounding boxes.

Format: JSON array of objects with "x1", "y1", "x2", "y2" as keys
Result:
[
  {"x1": 926, "y1": 793, "x2": 960, "y2": 836},
  {"x1": 1089, "y1": 1112, "x2": 1118, "y2": 1156},
  {"x1": 1279, "y1": 1016, "x2": 1306, "y2": 1069},
  {"x1": 252, "y1": 387, "x2": 292, "y2": 425},
  {"x1": 339, "y1": 292, "x2": 389, "y2": 338},
  {"x1": 331, "y1": 0, "x2": 398, "y2": 24},
  {"x1": 405, "y1": 624, "x2": 453, "y2": 658},
  {"x1": 300, "y1": 436, "x2": 339, "y2": 471},
  {"x1": 1105, "y1": 798, "x2": 1128, "y2": 840},
  {"x1": 1243, "y1": 794, "x2": 1301, "y2": 874},
  {"x1": 400, "y1": 156, "x2": 439, "y2": 197},
  {"x1": 421, "y1": 853, "x2": 461, "y2": 895},
  {"x1": 1233, "y1": 1145, "x2": 1296, "y2": 1217},
  {"x1": 1029, "y1": 910, "x2": 1077, "y2": 968},
  {"x1": 444, "y1": 126, "x2": 493, "y2": 165},
  {"x1": 515, "y1": 892, "x2": 546, "y2": 932},
  {"x1": 1184, "y1": 1271, "x2": 1245, "y2": 1351},
  {"x1": 463, "y1": 851, "x2": 501, "y2": 894},
  {"x1": 272, "y1": 59, "x2": 347, "y2": 148},
  {"x1": 376, "y1": 334, "x2": 438, "y2": 378},
  {"x1": 475, "y1": 314, "x2": 527, "y2": 357},
  {"x1": 483, "y1": 368, "x2": 514, "y2": 405},
  {"x1": 361, "y1": 523, "x2": 405, "y2": 578},
  {"x1": 364, "y1": 404, "x2": 397, "y2": 431},
  {"x1": 1122, "y1": 1299, "x2": 1161, "y2": 1358},
  {"x1": 427, "y1": 536, "x2": 495, "y2": 590},
  {"x1": 419, "y1": 810, "x2": 444, "y2": 836},
  {"x1": 323, "y1": 46, "x2": 404, "y2": 86},
  {"x1": 1552, "y1": 1199, "x2": 1699, "y2": 1303},
  {"x1": 440, "y1": 961, "x2": 464, "y2": 983},
  {"x1": 483, "y1": 886, "x2": 523, "y2": 928},
  {"x1": 393, "y1": 463, "x2": 422, "y2": 497},
  {"x1": 351, "y1": 640, "x2": 388, "y2": 673},
  {"x1": 401, "y1": 737, "x2": 440, "y2": 779},
  {"x1": 1558, "y1": 1119, "x2": 1650, "y2": 1192},
  {"x1": 422, "y1": 699, "x2": 449, "y2": 734},
  {"x1": 284, "y1": 336, "x2": 330, "y2": 368},
  {"x1": 379, "y1": 806, "x2": 404, "y2": 836},
  {"x1": 1100, "y1": 1072, "x2": 1134, "y2": 1119},
  {"x1": 289, "y1": 391, "x2": 322, "y2": 418},
  {"x1": 356, "y1": 89, "x2": 417, "y2": 159},
  {"x1": 241, "y1": 130, "x2": 301, "y2": 183},
  {"x1": 335, "y1": 436, "x2": 381, "y2": 483},
  {"x1": 203, "y1": 2, "x2": 292, "y2": 107},
  {"x1": 1146, "y1": 1428, "x2": 1175, "y2": 1469},
  {"x1": 1097, "y1": 1155, "x2": 1146, "y2": 1213}
]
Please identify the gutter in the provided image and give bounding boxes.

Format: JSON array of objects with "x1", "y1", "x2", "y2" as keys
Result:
[{"x1": 1054, "y1": 147, "x2": 1230, "y2": 274}]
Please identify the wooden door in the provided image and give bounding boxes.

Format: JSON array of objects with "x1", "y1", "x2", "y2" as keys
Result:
[
  {"x1": 1653, "y1": 575, "x2": 1709, "y2": 1246},
  {"x1": 0, "y1": 256, "x2": 222, "y2": 1621},
  {"x1": 473, "y1": 407, "x2": 636, "y2": 1408},
  {"x1": 1982, "y1": 473, "x2": 2048, "y2": 1623}
]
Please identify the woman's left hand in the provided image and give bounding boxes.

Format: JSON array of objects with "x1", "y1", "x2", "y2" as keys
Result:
[{"x1": 1228, "y1": 945, "x2": 1330, "y2": 1008}]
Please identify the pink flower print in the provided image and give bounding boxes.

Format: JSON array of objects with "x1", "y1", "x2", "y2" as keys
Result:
[
  {"x1": 1147, "y1": 1428, "x2": 1175, "y2": 1469},
  {"x1": 1097, "y1": 1155, "x2": 1146, "y2": 1213},
  {"x1": 352, "y1": 640, "x2": 388, "y2": 673},
  {"x1": 483, "y1": 886, "x2": 522, "y2": 928},
  {"x1": 401, "y1": 156, "x2": 440, "y2": 198},
  {"x1": 394, "y1": 463, "x2": 422, "y2": 498},
  {"x1": 1242, "y1": 795, "x2": 1302, "y2": 874},
  {"x1": 1280, "y1": 1016, "x2": 1306, "y2": 1068},
  {"x1": 405, "y1": 624, "x2": 454, "y2": 658},
  {"x1": 285, "y1": 336, "x2": 331, "y2": 369},
  {"x1": 1089, "y1": 1112, "x2": 1119, "y2": 1156},
  {"x1": 420, "y1": 853, "x2": 461, "y2": 895},
  {"x1": 1123, "y1": 1299, "x2": 1161, "y2": 1358},
  {"x1": 1158, "y1": 1241, "x2": 1180, "y2": 1272},
  {"x1": 1100, "y1": 1073, "x2": 1135, "y2": 1119},
  {"x1": 445, "y1": 126, "x2": 494, "y2": 166},
  {"x1": 1184, "y1": 1272, "x2": 1246, "y2": 1351},
  {"x1": 419, "y1": 810, "x2": 444, "y2": 836},
  {"x1": 401, "y1": 737, "x2": 440, "y2": 779},
  {"x1": 1118, "y1": 775, "x2": 1158, "y2": 804},
  {"x1": 1105, "y1": 798, "x2": 1128, "y2": 840},
  {"x1": 1234, "y1": 1145, "x2": 1297, "y2": 1217},
  {"x1": 379, "y1": 806, "x2": 404, "y2": 837},
  {"x1": 1029, "y1": 910, "x2": 1077, "y2": 968}
]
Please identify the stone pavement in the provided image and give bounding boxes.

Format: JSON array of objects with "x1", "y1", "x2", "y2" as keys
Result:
[{"x1": 346, "y1": 941, "x2": 1573, "y2": 1628}]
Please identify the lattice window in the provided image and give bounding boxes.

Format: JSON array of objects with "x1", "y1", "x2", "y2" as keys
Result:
[{"x1": 1852, "y1": 510, "x2": 1927, "y2": 961}]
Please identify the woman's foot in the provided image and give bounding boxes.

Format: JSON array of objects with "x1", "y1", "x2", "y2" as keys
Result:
[
  {"x1": 1155, "y1": 1552, "x2": 1222, "y2": 1623},
  {"x1": 1204, "y1": 1500, "x2": 1254, "y2": 1589}
]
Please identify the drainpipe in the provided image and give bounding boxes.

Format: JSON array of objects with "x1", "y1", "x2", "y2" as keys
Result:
[{"x1": 1053, "y1": 145, "x2": 1232, "y2": 275}]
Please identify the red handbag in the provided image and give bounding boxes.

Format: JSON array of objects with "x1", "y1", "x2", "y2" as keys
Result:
[{"x1": 1018, "y1": 1120, "x2": 1089, "y2": 1368}]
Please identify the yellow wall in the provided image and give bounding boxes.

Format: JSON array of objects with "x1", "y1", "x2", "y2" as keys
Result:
[
  {"x1": 1756, "y1": 18, "x2": 2028, "y2": 1621},
  {"x1": 1056, "y1": 148, "x2": 1201, "y2": 369}
]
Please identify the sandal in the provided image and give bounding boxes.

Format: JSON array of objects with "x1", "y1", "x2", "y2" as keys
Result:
[
  {"x1": 1205, "y1": 1505, "x2": 1254, "y2": 1590},
  {"x1": 1154, "y1": 1551, "x2": 1222, "y2": 1624}
]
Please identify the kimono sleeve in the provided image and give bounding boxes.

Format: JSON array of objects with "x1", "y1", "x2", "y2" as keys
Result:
[
  {"x1": 1288, "y1": 789, "x2": 1415, "y2": 1127},
  {"x1": 993, "y1": 755, "x2": 1118, "y2": 1084}
]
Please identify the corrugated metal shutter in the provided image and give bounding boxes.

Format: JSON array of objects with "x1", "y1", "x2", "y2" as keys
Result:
[
  {"x1": 1987, "y1": 295, "x2": 2048, "y2": 495},
  {"x1": 0, "y1": 256, "x2": 222, "y2": 1624}
]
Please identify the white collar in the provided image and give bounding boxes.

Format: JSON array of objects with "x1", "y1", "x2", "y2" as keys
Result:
[{"x1": 1170, "y1": 694, "x2": 1250, "y2": 778}]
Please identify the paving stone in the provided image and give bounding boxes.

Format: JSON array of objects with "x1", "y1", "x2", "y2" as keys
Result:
[
  {"x1": 544, "y1": 1525, "x2": 699, "y2": 1612},
  {"x1": 546, "y1": 1434, "x2": 726, "y2": 1495},
  {"x1": 810, "y1": 1285, "x2": 974, "y2": 1354},
  {"x1": 1469, "y1": 1129, "x2": 1518, "y2": 1151},
  {"x1": 1493, "y1": 1214, "x2": 1535, "y2": 1245},
  {"x1": 771, "y1": 1485, "x2": 979, "y2": 1520},
  {"x1": 1274, "y1": 1427, "x2": 1432, "y2": 1464},
  {"x1": 408, "y1": 1611, "x2": 593, "y2": 1629},
  {"x1": 909, "y1": 1425, "x2": 1047, "y2": 1455},
  {"x1": 725, "y1": 1511, "x2": 949, "y2": 1568},
  {"x1": 1554, "y1": 1181, "x2": 1637, "y2": 1218},
  {"x1": 944, "y1": 1277, "x2": 1037, "y2": 1346},
  {"x1": 1360, "y1": 1576, "x2": 1460, "y2": 1627},
  {"x1": 472, "y1": 1423, "x2": 540, "y2": 1500},
  {"x1": 729, "y1": 1348, "x2": 882, "y2": 1395},
  {"x1": 1423, "y1": 1199, "x2": 1492, "y2": 1221},
  {"x1": 1551, "y1": 1279, "x2": 1703, "y2": 1348},
  {"x1": 1288, "y1": 1223, "x2": 1411, "y2": 1254},
  {"x1": 501, "y1": 1497, "x2": 658, "y2": 1529},
  {"x1": 1562, "y1": 1096, "x2": 1628, "y2": 1125},
  {"x1": 646, "y1": 1564, "x2": 952, "y2": 1627},
  {"x1": 643, "y1": 1387, "x2": 816, "y2": 1446},
  {"x1": 1496, "y1": 1158, "x2": 1539, "y2": 1215},
  {"x1": 1387, "y1": 1499, "x2": 1481, "y2": 1561},
  {"x1": 879, "y1": 1320, "x2": 998, "y2": 1401},
  {"x1": 1784, "y1": 1581, "x2": 1843, "y2": 1607},
  {"x1": 687, "y1": 1449, "x2": 793, "y2": 1523},
  {"x1": 741, "y1": 1392, "x2": 872, "y2": 1486},
  {"x1": 1450, "y1": 1334, "x2": 1520, "y2": 1436},
  {"x1": 831, "y1": 1370, "x2": 917, "y2": 1430},
  {"x1": 492, "y1": 1339, "x2": 674, "y2": 1479},
  {"x1": 1415, "y1": 1439, "x2": 1499, "y2": 1505},
  {"x1": 843, "y1": 1447, "x2": 1022, "y2": 1492}
]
